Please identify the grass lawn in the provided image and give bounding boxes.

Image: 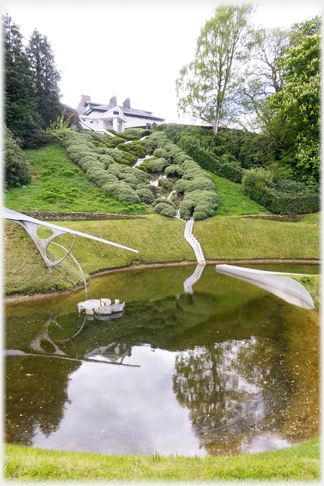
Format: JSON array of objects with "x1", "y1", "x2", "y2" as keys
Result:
[
  {"x1": 4, "y1": 143, "x2": 150, "y2": 215},
  {"x1": 4, "y1": 437, "x2": 320, "y2": 481},
  {"x1": 209, "y1": 172, "x2": 266, "y2": 215}
]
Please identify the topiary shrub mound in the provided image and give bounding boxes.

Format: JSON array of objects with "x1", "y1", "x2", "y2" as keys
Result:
[
  {"x1": 137, "y1": 188, "x2": 155, "y2": 204},
  {"x1": 154, "y1": 202, "x2": 177, "y2": 217},
  {"x1": 179, "y1": 190, "x2": 220, "y2": 220}
]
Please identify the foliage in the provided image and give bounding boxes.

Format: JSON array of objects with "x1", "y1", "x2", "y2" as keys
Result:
[
  {"x1": 124, "y1": 127, "x2": 151, "y2": 138},
  {"x1": 26, "y1": 29, "x2": 63, "y2": 127},
  {"x1": 46, "y1": 113, "x2": 74, "y2": 142},
  {"x1": 137, "y1": 188, "x2": 155, "y2": 204},
  {"x1": 148, "y1": 157, "x2": 169, "y2": 173},
  {"x1": 179, "y1": 190, "x2": 220, "y2": 220},
  {"x1": 3, "y1": 13, "x2": 47, "y2": 148},
  {"x1": 117, "y1": 140, "x2": 147, "y2": 158},
  {"x1": 154, "y1": 202, "x2": 177, "y2": 217},
  {"x1": 266, "y1": 17, "x2": 321, "y2": 183},
  {"x1": 4, "y1": 126, "x2": 31, "y2": 190},
  {"x1": 176, "y1": 4, "x2": 254, "y2": 134},
  {"x1": 242, "y1": 168, "x2": 319, "y2": 215},
  {"x1": 158, "y1": 177, "x2": 173, "y2": 193},
  {"x1": 165, "y1": 164, "x2": 184, "y2": 178}
]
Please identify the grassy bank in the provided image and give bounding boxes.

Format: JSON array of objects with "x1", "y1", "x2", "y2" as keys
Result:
[
  {"x1": 4, "y1": 143, "x2": 150, "y2": 215},
  {"x1": 4, "y1": 437, "x2": 320, "y2": 481},
  {"x1": 4, "y1": 214, "x2": 320, "y2": 296},
  {"x1": 195, "y1": 215, "x2": 320, "y2": 260}
]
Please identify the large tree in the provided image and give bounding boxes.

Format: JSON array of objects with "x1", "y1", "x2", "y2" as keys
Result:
[
  {"x1": 3, "y1": 13, "x2": 38, "y2": 144},
  {"x1": 176, "y1": 3, "x2": 254, "y2": 135},
  {"x1": 266, "y1": 17, "x2": 321, "y2": 183},
  {"x1": 26, "y1": 29, "x2": 63, "y2": 127},
  {"x1": 236, "y1": 27, "x2": 290, "y2": 131}
]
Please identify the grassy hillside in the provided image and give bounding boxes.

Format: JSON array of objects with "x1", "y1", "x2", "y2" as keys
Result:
[
  {"x1": 209, "y1": 172, "x2": 265, "y2": 215},
  {"x1": 4, "y1": 144, "x2": 150, "y2": 215}
]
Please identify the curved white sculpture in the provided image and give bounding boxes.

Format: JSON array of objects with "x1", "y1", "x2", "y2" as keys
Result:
[{"x1": 216, "y1": 264, "x2": 315, "y2": 310}]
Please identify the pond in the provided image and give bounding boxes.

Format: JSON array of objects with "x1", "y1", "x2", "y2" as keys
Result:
[{"x1": 5, "y1": 264, "x2": 320, "y2": 457}]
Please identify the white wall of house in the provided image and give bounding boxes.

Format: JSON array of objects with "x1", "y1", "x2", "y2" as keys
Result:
[{"x1": 80, "y1": 112, "x2": 163, "y2": 133}]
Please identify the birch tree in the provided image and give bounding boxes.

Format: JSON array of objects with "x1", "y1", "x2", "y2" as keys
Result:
[{"x1": 176, "y1": 4, "x2": 254, "y2": 135}]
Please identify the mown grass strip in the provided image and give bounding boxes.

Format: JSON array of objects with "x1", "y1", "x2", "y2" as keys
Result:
[
  {"x1": 4, "y1": 437, "x2": 320, "y2": 481},
  {"x1": 194, "y1": 216, "x2": 320, "y2": 261}
]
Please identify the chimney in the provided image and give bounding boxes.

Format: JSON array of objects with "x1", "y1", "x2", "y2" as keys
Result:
[
  {"x1": 80, "y1": 95, "x2": 90, "y2": 107},
  {"x1": 123, "y1": 97, "x2": 131, "y2": 109},
  {"x1": 109, "y1": 95, "x2": 117, "y2": 107}
]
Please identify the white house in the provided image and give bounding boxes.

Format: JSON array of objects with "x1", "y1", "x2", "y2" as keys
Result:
[{"x1": 76, "y1": 95, "x2": 165, "y2": 133}]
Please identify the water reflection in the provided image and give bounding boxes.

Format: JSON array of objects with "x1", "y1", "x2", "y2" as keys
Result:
[{"x1": 4, "y1": 265, "x2": 320, "y2": 456}]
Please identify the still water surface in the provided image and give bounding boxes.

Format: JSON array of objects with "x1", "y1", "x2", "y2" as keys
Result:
[{"x1": 5, "y1": 264, "x2": 320, "y2": 457}]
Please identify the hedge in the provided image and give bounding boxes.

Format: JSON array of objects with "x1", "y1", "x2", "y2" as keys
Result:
[
  {"x1": 137, "y1": 188, "x2": 155, "y2": 204},
  {"x1": 242, "y1": 169, "x2": 320, "y2": 215}
]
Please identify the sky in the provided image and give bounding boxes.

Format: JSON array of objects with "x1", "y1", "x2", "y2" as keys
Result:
[{"x1": 3, "y1": 0, "x2": 322, "y2": 125}]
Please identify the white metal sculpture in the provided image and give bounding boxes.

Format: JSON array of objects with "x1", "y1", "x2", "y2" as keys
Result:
[
  {"x1": 3, "y1": 207, "x2": 138, "y2": 299},
  {"x1": 216, "y1": 264, "x2": 315, "y2": 309}
]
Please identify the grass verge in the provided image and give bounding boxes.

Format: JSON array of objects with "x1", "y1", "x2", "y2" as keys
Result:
[{"x1": 4, "y1": 437, "x2": 320, "y2": 481}]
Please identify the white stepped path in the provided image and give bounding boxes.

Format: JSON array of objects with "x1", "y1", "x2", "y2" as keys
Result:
[
  {"x1": 184, "y1": 217, "x2": 206, "y2": 265},
  {"x1": 133, "y1": 154, "x2": 153, "y2": 168},
  {"x1": 183, "y1": 263, "x2": 205, "y2": 294}
]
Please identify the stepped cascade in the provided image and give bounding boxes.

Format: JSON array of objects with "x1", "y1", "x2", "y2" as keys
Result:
[{"x1": 184, "y1": 217, "x2": 206, "y2": 265}]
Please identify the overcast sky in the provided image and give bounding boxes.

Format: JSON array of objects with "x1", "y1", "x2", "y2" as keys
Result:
[{"x1": 3, "y1": 0, "x2": 322, "y2": 125}]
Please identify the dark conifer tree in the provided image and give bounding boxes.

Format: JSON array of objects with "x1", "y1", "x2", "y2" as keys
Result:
[
  {"x1": 26, "y1": 29, "x2": 64, "y2": 127},
  {"x1": 3, "y1": 12, "x2": 40, "y2": 145}
]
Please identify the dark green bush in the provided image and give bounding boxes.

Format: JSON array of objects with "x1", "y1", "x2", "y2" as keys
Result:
[
  {"x1": 4, "y1": 127, "x2": 31, "y2": 190},
  {"x1": 148, "y1": 157, "x2": 169, "y2": 173},
  {"x1": 242, "y1": 169, "x2": 320, "y2": 215},
  {"x1": 137, "y1": 188, "x2": 155, "y2": 204},
  {"x1": 124, "y1": 127, "x2": 150, "y2": 138},
  {"x1": 179, "y1": 190, "x2": 220, "y2": 220},
  {"x1": 118, "y1": 141, "x2": 147, "y2": 158},
  {"x1": 154, "y1": 148, "x2": 170, "y2": 160},
  {"x1": 106, "y1": 136, "x2": 127, "y2": 148},
  {"x1": 154, "y1": 202, "x2": 177, "y2": 217},
  {"x1": 102, "y1": 181, "x2": 141, "y2": 205},
  {"x1": 165, "y1": 164, "x2": 184, "y2": 177},
  {"x1": 158, "y1": 177, "x2": 173, "y2": 192},
  {"x1": 98, "y1": 154, "x2": 115, "y2": 168},
  {"x1": 175, "y1": 177, "x2": 215, "y2": 195},
  {"x1": 154, "y1": 198, "x2": 176, "y2": 209}
]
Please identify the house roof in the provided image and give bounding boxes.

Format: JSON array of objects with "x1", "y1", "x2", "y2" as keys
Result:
[{"x1": 76, "y1": 98, "x2": 164, "y2": 122}]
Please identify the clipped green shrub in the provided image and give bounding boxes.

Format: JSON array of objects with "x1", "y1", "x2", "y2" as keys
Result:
[
  {"x1": 98, "y1": 154, "x2": 115, "y2": 168},
  {"x1": 124, "y1": 127, "x2": 150, "y2": 138},
  {"x1": 102, "y1": 181, "x2": 141, "y2": 205},
  {"x1": 175, "y1": 177, "x2": 215, "y2": 195},
  {"x1": 118, "y1": 141, "x2": 147, "y2": 159},
  {"x1": 153, "y1": 148, "x2": 170, "y2": 160},
  {"x1": 154, "y1": 202, "x2": 177, "y2": 217},
  {"x1": 148, "y1": 157, "x2": 169, "y2": 173},
  {"x1": 165, "y1": 164, "x2": 184, "y2": 177},
  {"x1": 141, "y1": 132, "x2": 169, "y2": 153},
  {"x1": 118, "y1": 172, "x2": 138, "y2": 186},
  {"x1": 154, "y1": 198, "x2": 176, "y2": 209},
  {"x1": 179, "y1": 190, "x2": 220, "y2": 220},
  {"x1": 137, "y1": 188, "x2": 155, "y2": 204},
  {"x1": 94, "y1": 147, "x2": 124, "y2": 162},
  {"x1": 107, "y1": 136, "x2": 127, "y2": 148},
  {"x1": 158, "y1": 177, "x2": 173, "y2": 192}
]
